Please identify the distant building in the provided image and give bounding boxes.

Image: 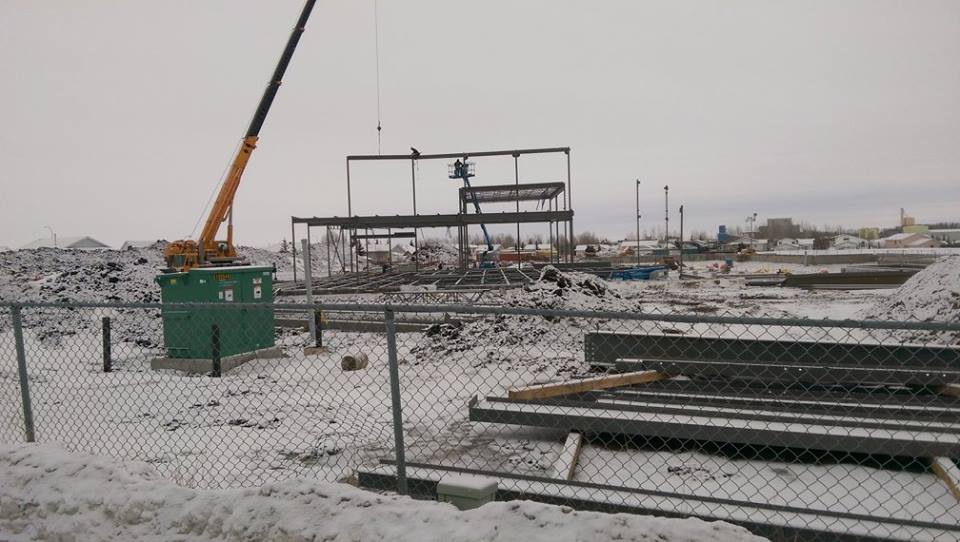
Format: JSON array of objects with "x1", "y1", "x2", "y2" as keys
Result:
[
  {"x1": 20, "y1": 236, "x2": 110, "y2": 250},
  {"x1": 833, "y1": 234, "x2": 865, "y2": 250},
  {"x1": 776, "y1": 238, "x2": 800, "y2": 251},
  {"x1": 929, "y1": 229, "x2": 960, "y2": 245},
  {"x1": 758, "y1": 218, "x2": 799, "y2": 241},
  {"x1": 618, "y1": 239, "x2": 659, "y2": 255},
  {"x1": 881, "y1": 232, "x2": 941, "y2": 249},
  {"x1": 902, "y1": 225, "x2": 929, "y2": 234}
]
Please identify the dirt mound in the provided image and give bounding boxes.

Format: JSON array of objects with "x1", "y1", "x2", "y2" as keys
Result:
[
  {"x1": 412, "y1": 267, "x2": 638, "y2": 369},
  {"x1": 502, "y1": 266, "x2": 638, "y2": 313},
  {"x1": 0, "y1": 245, "x2": 291, "y2": 347}
]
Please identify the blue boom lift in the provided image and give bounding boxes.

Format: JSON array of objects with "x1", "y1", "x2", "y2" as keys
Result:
[{"x1": 450, "y1": 159, "x2": 497, "y2": 268}]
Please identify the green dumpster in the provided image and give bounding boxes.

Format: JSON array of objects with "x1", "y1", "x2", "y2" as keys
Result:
[{"x1": 155, "y1": 266, "x2": 275, "y2": 360}]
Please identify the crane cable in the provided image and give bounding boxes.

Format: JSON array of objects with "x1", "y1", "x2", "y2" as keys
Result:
[
  {"x1": 187, "y1": 137, "x2": 244, "y2": 240},
  {"x1": 374, "y1": 0, "x2": 383, "y2": 155}
]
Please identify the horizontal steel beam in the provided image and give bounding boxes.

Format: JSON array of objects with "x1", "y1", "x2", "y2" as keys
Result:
[
  {"x1": 469, "y1": 398, "x2": 960, "y2": 457},
  {"x1": 614, "y1": 359, "x2": 960, "y2": 386},
  {"x1": 292, "y1": 210, "x2": 573, "y2": 229},
  {"x1": 357, "y1": 463, "x2": 960, "y2": 540},
  {"x1": 585, "y1": 332, "x2": 960, "y2": 368},
  {"x1": 347, "y1": 147, "x2": 570, "y2": 161}
]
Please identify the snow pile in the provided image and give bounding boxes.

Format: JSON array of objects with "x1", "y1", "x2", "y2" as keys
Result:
[
  {"x1": 858, "y1": 255, "x2": 960, "y2": 341},
  {"x1": 413, "y1": 241, "x2": 460, "y2": 267},
  {"x1": 0, "y1": 442, "x2": 765, "y2": 542}
]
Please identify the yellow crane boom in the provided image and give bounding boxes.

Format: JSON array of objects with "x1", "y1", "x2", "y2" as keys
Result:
[{"x1": 164, "y1": 0, "x2": 316, "y2": 271}]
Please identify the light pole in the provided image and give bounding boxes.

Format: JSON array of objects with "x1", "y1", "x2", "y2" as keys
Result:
[
  {"x1": 663, "y1": 185, "x2": 669, "y2": 247},
  {"x1": 635, "y1": 179, "x2": 641, "y2": 266},
  {"x1": 44, "y1": 226, "x2": 56, "y2": 248}
]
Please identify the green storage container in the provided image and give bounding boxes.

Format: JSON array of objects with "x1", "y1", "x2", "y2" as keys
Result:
[{"x1": 156, "y1": 266, "x2": 275, "y2": 360}]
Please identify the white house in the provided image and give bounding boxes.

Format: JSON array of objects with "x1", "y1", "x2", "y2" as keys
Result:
[
  {"x1": 618, "y1": 239, "x2": 659, "y2": 255},
  {"x1": 776, "y1": 238, "x2": 800, "y2": 251},
  {"x1": 20, "y1": 236, "x2": 110, "y2": 250},
  {"x1": 832, "y1": 234, "x2": 865, "y2": 250}
]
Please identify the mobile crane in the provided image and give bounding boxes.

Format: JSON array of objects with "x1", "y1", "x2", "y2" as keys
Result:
[
  {"x1": 155, "y1": 1, "x2": 317, "y2": 366},
  {"x1": 163, "y1": 0, "x2": 317, "y2": 272}
]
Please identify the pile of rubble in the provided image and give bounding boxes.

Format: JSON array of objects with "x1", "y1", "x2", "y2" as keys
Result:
[{"x1": 412, "y1": 266, "x2": 636, "y2": 370}]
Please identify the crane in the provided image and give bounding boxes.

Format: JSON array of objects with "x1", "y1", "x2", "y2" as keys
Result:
[{"x1": 163, "y1": 0, "x2": 317, "y2": 272}]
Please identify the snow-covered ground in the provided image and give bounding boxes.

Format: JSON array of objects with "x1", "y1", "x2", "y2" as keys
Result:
[
  {"x1": 0, "y1": 442, "x2": 766, "y2": 542},
  {"x1": 1, "y1": 248, "x2": 958, "y2": 539}
]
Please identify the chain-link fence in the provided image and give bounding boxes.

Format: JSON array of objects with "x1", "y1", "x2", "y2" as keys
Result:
[{"x1": 1, "y1": 300, "x2": 959, "y2": 540}]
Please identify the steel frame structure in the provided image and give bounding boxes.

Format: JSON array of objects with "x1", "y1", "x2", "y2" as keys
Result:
[{"x1": 290, "y1": 147, "x2": 575, "y2": 276}]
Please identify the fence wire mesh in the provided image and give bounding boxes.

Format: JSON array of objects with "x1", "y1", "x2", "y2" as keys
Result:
[{"x1": 1, "y1": 300, "x2": 959, "y2": 541}]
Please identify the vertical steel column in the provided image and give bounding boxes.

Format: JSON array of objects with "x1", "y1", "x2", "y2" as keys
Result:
[
  {"x1": 388, "y1": 227, "x2": 393, "y2": 270},
  {"x1": 384, "y1": 308, "x2": 408, "y2": 494},
  {"x1": 411, "y1": 158, "x2": 419, "y2": 272},
  {"x1": 291, "y1": 220, "x2": 298, "y2": 283},
  {"x1": 548, "y1": 198, "x2": 555, "y2": 264},
  {"x1": 12, "y1": 306, "x2": 36, "y2": 442},
  {"x1": 636, "y1": 179, "x2": 641, "y2": 266},
  {"x1": 514, "y1": 154, "x2": 520, "y2": 263},
  {"x1": 566, "y1": 150, "x2": 573, "y2": 263},
  {"x1": 326, "y1": 227, "x2": 332, "y2": 278},
  {"x1": 346, "y1": 158, "x2": 354, "y2": 273},
  {"x1": 302, "y1": 239, "x2": 316, "y2": 343}
]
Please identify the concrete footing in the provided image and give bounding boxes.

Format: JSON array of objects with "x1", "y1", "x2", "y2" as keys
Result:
[{"x1": 151, "y1": 346, "x2": 284, "y2": 375}]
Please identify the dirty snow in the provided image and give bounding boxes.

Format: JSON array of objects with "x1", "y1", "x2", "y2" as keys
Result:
[
  {"x1": 0, "y1": 442, "x2": 765, "y2": 542},
  {"x1": 858, "y1": 255, "x2": 960, "y2": 341}
]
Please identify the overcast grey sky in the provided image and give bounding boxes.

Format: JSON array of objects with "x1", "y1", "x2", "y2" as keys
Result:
[{"x1": 1, "y1": 0, "x2": 958, "y2": 248}]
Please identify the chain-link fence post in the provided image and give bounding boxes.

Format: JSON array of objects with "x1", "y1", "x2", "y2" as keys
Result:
[
  {"x1": 102, "y1": 316, "x2": 112, "y2": 373},
  {"x1": 11, "y1": 305, "x2": 36, "y2": 443},
  {"x1": 384, "y1": 308, "x2": 408, "y2": 495},
  {"x1": 211, "y1": 324, "x2": 221, "y2": 378},
  {"x1": 313, "y1": 309, "x2": 323, "y2": 348}
]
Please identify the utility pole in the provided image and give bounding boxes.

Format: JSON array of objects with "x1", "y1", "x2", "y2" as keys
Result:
[
  {"x1": 663, "y1": 185, "x2": 669, "y2": 247},
  {"x1": 679, "y1": 205, "x2": 684, "y2": 278},
  {"x1": 635, "y1": 179, "x2": 641, "y2": 266}
]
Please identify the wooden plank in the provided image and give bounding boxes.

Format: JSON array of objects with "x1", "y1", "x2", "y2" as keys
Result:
[
  {"x1": 932, "y1": 457, "x2": 960, "y2": 501},
  {"x1": 553, "y1": 431, "x2": 584, "y2": 480},
  {"x1": 508, "y1": 370, "x2": 665, "y2": 401}
]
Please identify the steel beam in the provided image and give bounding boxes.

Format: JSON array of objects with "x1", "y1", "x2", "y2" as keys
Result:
[
  {"x1": 347, "y1": 147, "x2": 570, "y2": 161},
  {"x1": 292, "y1": 210, "x2": 574, "y2": 229}
]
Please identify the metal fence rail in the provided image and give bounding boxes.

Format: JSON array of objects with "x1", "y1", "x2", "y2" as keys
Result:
[{"x1": 1, "y1": 300, "x2": 959, "y2": 541}]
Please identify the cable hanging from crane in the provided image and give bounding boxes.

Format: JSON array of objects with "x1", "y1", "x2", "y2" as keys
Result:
[{"x1": 374, "y1": 0, "x2": 383, "y2": 155}]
